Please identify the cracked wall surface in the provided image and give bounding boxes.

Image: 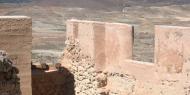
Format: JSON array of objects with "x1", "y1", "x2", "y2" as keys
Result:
[{"x1": 0, "y1": 16, "x2": 32, "y2": 95}]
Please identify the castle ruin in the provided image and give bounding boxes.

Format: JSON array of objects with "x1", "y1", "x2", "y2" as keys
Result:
[{"x1": 0, "y1": 16, "x2": 190, "y2": 95}]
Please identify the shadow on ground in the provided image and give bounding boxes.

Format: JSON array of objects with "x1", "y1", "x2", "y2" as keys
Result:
[{"x1": 32, "y1": 65, "x2": 75, "y2": 95}]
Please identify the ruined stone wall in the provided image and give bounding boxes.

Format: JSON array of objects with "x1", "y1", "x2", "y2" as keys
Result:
[
  {"x1": 101, "y1": 25, "x2": 190, "y2": 95},
  {"x1": 104, "y1": 60, "x2": 190, "y2": 95},
  {"x1": 63, "y1": 20, "x2": 190, "y2": 95},
  {"x1": 0, "y1": 16, "x2": 32, "y2": 95},
  {"x1": 66, "y1": 20, "x2": 134, "y2": 71},
  {"x1": 62, "y1": 20, "x2": 133, "y2": 95},
  {"x1": 155, "y1": 26, "x2": 190, "y2": 73},
  {"x1": 0, "y1": 50, "x2": 21, "y2": 95},
  {"x1": 62, "y1": 44, "x2": 190, "y2": 95},
  {"x1": 61, "y1": 38, "x2": 99, "y2": 95}
]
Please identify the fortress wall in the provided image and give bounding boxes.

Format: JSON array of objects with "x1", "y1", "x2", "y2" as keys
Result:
[
  {"x1": 64, "y1": 21, "x2": 190, "y2": 95},
  {"x1": 104, "y1": 60, "x2": 190, "y2": 95},
  {"x1": 62, "y1": 37, "x2": 99, "y2": 95},
  {"x1": 1, "y1": 17, "x2": 189, "y2": 95},
  {"x1": 105, "y1": 23, "x2": 133, "y2": 65},
  {"x1": 62, "y1": 20, "x2": 134, "y2": 95},
  {"x1": 0, "y1": 16, "x2": 32, "y2": 95},
  {"x1": 66, "y1": 20, "x2": 133, "y2": 71},
  {"x1": 102, "y1": 25, "x2": 190, "y2": 95},
  {"x1": 155, "y1": 26, "x2": 190, "y2": 73},
  {"x1": 66, "y1": 20, "x2": 106, "y2": 71}
]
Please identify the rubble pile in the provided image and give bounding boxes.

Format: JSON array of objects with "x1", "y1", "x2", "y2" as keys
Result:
[
  {"x1": 0, "y1": 50, "x2": 21, "y2": 95},
  {"x1": 62, "y1": 37, "x2": 100, "y2": 95}
]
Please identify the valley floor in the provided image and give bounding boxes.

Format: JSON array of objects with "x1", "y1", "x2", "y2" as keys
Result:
[{"x1": 0, "y1": 3, "x2": 190, "y2": 63}]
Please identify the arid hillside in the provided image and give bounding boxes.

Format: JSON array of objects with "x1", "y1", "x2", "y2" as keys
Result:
[
  {"x1": 0, "y1": 0, "x2": 190, "y2": 63},
  {"x1": 32, "y1": 0, "x2": 178, "y2": 10},
  {"x1": 1, "y1": 0, "x2": 190, "y2": 10}
]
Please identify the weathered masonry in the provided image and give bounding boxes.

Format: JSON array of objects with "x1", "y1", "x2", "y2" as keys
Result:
[
  {"x1": 62, "y1": 20, "x2": 134, "y2": 95},
  {"x1": 66, "y1": 20, "x2": 134, "y2": 71},
  {"x1": 0, "y1": 16, "x2": 32, "y2": 95},
  {"x1": 155, "y1": 26, "x2": 190, "y2": 73},
  {"x1": 62, "y1": 19, "x2": 190, "y2": 95}
]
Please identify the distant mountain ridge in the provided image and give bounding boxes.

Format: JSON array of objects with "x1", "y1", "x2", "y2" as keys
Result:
[
  {"x1": 0, "y1": 0, "x2": 31, "y2": 3},
  {"x1": 31, "y1": 0, "x2": 190, "y2": 11},
  {"x1": 1, "y1": 0, "x2": 190, "y2": 10},
  {"x1": 1, "y1": 0, "x2": 190, "y2": 4}
]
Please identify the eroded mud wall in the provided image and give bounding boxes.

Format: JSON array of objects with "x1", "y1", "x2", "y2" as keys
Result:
[
  {"x1": 62, "y1": 20, "x2": 134, "y2": 95},
  {"x1": 61, "y1": 38, "x2": 99, "y2": 95}
]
